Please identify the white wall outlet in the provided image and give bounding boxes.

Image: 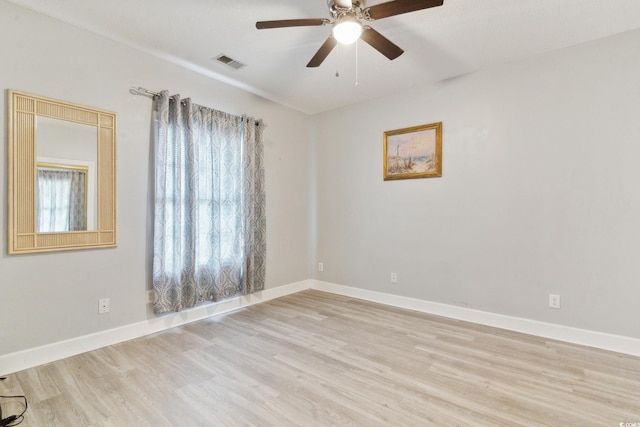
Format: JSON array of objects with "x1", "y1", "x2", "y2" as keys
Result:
[
  {"x1": 146, "y1": 290, "x2": 154, "y2": 304},
  {"x1": 318, "y1": 262, "x2": 324, "y2": 272},
  {"x1": 391, "y1": 272, "x2": 398, "y2": 284},
  {"x1": 549, "y1": 294, "x2": 561, "y2": 309},
  {"x1": 99, "y1": 298, "x2": 110, "y2": 314}
]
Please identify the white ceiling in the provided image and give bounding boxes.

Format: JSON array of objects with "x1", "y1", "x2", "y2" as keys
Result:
[{"x1": 8, "y1": 0, "x2": 640, "y2": 114}]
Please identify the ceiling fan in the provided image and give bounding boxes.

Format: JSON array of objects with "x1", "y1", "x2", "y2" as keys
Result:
[{"x1": 256, "y1": 0, "x2": 444, "y2": 68}]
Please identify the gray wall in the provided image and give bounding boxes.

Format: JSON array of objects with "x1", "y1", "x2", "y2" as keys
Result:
[
  {"x1": 0, "y1": 1, "x2": 312, "y2": 355},
  {"x1": 314, "y1": 29, "x2": 640, "y2": 338}
]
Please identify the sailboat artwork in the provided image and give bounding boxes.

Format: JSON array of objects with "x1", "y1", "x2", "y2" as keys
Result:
[{"x1": 383, "y1": 122, "x2": 442, "y2": 180}]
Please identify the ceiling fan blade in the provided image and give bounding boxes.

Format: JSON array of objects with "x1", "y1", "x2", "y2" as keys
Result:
[
  {"x1": 334, "y1": 0, "x2": 353, "y2": 7},
  {"x1": 360, "y1": 27, "x2": 404, "y2": 60},
  {"x1": 256, "y1": 18, "x2": 329, "y2": 30},
  {"x1": 366, "y1": 0, "x2": 444, "y2": 20},
  {"x1": 307, "y1": 36, "x2": 338, "y2": 67}
]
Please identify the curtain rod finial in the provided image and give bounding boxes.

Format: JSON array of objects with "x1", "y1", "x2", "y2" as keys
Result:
[{"x1": 130, "y1": 86, "x2": 157, "y2": 98}]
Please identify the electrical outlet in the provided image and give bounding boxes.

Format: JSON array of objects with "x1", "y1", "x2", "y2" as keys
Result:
[
  {"x1": 318, "y1": 262, "x2": 324, "y2": 272},
  {"x1": 549, "y1": 294, "x2": 561, "y2": 309},
  {"x1": 146, "y1": 290, "x2": 154, "y2": 304},
  {"x1": 391, "y1": 272, "x2": 398, "y2": 284},
  {"x1": 99, "y1": 298, "x2": 110, "y2": 314}
]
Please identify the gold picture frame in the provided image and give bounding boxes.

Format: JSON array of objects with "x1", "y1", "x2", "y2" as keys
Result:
[{"x1": 383, "y1": 121, "x2": 442, "y2": 180}]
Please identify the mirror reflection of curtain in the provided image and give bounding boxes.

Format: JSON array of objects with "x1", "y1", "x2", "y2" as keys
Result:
[{"x1": 37, "y1": 169, "x2": 87, "y2": 232}]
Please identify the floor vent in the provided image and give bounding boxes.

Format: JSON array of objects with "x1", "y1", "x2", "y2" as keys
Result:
[{"x1": 215, "y1": 54, "x2": 245, "y2": 70}]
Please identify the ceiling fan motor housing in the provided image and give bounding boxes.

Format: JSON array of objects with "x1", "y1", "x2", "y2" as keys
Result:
[{"x1": 328, "y1": 0, "x2": 367, "y2": 18}]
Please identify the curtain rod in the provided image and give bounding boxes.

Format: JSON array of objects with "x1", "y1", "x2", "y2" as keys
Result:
[
  {"x1": 129, "y1": 86, "x2": 262, "y2": 126},
  {"x1": 129, "y1": 86, "x2": 161, "y2": 98}
]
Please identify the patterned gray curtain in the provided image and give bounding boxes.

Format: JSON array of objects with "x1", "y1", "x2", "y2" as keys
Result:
[
  {"x1": 68, "y1": 170, "x2": 87, "y2": 231},
  {"x1": 152, "y1": 91, "x2": 266, "y2": 313}
]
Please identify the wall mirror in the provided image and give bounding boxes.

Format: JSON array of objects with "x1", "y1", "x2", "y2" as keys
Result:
[{"x1": 7, "y1": 90, "x2": 117, "y2": 254}]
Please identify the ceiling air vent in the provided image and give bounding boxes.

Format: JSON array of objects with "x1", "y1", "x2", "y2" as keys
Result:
[{"x1": 215, "y1": 54, "x2": 245, "y2": 70}]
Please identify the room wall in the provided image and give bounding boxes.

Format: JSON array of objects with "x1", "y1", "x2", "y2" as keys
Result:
[
  {"x1": 0, "y1": 1, "x2": 312, "y2": 356},
  {"x1": 3, "y1": 0, "x2": 639, "y2": 365},
  {"x1": 314, "y1": 29, "x2": 640, "y2": 339}
]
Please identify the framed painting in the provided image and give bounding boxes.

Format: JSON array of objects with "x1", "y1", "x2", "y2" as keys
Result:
[{"x1": 383, "y1": 121, "x2": 442, "y2": 180}]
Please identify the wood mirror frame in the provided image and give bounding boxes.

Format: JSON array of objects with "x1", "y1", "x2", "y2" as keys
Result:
[{"x1": 7, "y1": 90, "x2": 117, "y2": 254}]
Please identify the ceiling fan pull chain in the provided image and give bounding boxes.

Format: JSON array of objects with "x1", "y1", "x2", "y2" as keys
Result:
[
  {"x1": 355, "y1": 40, "x2": 359, "y2": 87},
  {"x1": 335, "y1": 44, "x2": 340, "y2": 77}
]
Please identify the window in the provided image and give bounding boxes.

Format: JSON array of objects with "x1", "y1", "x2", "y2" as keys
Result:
[{"x1": 37, "y1": 165, "x2": 88, "y2": 232}]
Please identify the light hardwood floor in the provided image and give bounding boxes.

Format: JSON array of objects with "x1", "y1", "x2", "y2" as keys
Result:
[{"x1": 1, "y1": 290, "x2": 639, "y2": 426}]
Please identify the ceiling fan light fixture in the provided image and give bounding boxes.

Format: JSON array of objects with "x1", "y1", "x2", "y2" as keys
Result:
[{"x1": 332, "y1": 14, "x2": 362, "y2": 45}]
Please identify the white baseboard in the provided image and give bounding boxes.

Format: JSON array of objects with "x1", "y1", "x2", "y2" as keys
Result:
[
  {"x1": 311, "y1": 280, "x2": 640, "y2": 357},
  {"x1": 0, "y1": 280, "x2": 311, "y2": 376},
  {"x1": 3, "y1": 279, "x2": 638, "y2": 376}
]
